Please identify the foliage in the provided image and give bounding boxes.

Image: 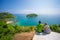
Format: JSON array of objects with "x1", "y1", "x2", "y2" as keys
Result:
[
  {"x1": 0, "y1": 12, "x2": 15, "y2": 20},
  {"x1": 0, "y1": 12, "x2": 15, "y2": 40},
  {"x1": 0, "y1": 24, "x2": 15, "y2": 40},
  {"x1": 59, "y1": 25, "x2": 60, "y2": 27},
  {"x1": 15, "y1": 25, "x2": 36, "y2": 32},
  {"x1": 7, "y1": 24, "x2": 16, "y2": 34},
  {"x1": 0, "y1": 23, "x2": 36, "y2": 40},
  {"x1": 23, "y1": 26, "x2": 36, "y2": 32},
  {"x1": 0, "y1": 34, "x2": 13, "y2": 40},
  {"x1": 50, "y1": 24, "x2": 60, "y2": 33},
  {"x1": 14, "y1": 25, "x2": 23, "y2": 33},
  {"x1": 0, "y1": 21, "x2": 6, "y2": 26},
  {"x1": 26, "y1": 13, "x2": 38, "y2": 18}
]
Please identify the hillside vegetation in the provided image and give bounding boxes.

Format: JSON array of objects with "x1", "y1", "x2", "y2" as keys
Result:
[
  {"x1": 50, "y1": 24, "x2": 60, "y2": 33},
  {"x1": 0, "y1": 12, "x2": 35, "y2": 40}
]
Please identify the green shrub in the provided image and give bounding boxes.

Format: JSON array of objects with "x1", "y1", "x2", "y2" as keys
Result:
[
  {"x1": 0, "y1": 27, "x2": 3, "y2": 33},
  {"x1": 0, "y1": 34, "x2": 13, "y2": 40},
  {"x1": 0, "y1": 21, "x2": 6, "y2": 26},
  {"x1": 24, "y1": 26, "x2": 36, "y2": 32},
  {"x1": 0, "y1": 22, "x2": 36, "y2": 40},
  {"x1": 15, "y1": 25, "x2": 23, "y2": 33},
  {"x1": 50, "y1": 24, "x2": 60, "y2": 33},
  {"x1": 7, "y1": 24, "x2": 15, "y2": 34}
]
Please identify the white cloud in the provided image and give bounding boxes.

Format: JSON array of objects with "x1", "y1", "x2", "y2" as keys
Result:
[{"x1": 16, "y1": 8, "x2": 59, "y2": 15}]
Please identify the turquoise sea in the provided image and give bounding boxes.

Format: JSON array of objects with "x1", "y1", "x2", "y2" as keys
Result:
[{"x1": 14, "y1": 14, "x2": 60, "y2": 26}]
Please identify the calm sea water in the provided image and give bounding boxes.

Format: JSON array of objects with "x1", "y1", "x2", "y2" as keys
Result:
[{"x1": 14, "y1": 14, "x2": 60, "y2": 26}]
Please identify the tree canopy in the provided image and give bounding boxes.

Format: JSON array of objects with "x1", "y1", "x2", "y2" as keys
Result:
[
  {"x1": 0, "y1": 12, "x2": 15, "y2": 20},
  {"x1": 26, "y1": 13, "x2": 38, "y2": 18}
]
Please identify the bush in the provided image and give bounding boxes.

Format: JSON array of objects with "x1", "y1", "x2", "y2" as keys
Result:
[
  {"x1": 0, "y1": 22, "x2": 36, "y2": 40},
  {"x1": 0, "y1": 34, "x2": 13, "y2": 40},
  {"x1": 15, "y1": 25, "x2": 36, "y2": 33},
  {"x1": 7, "y1": 24, "x2": 16, "y2": 34},
  {"x1": 50, "y1": 24, "x2": 60, "y2": 33},
  {"x1": 24, "y1": 26, "x2": 36, "y2": 32},
  {"x1": 0, "y1": 21, "x2": 6, "y2": 26},
  {"x1": 0, "y1": 12, "x2": 16, "y2": 40},
  {"x1": 0, "y1": 24, "x2": 15, "y2": 40},
  {"x1": 15, "y1": 25, "x2": 23, "y2": 33}
]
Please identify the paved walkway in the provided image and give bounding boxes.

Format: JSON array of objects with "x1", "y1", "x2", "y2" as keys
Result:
[{"x1": 33, "y1": 32, "x2": 60, "y2": 40}]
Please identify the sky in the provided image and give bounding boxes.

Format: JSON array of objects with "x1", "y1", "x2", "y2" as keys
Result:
[{"x1": 0, "y1": 0, "x2": 60, "y2": 15}]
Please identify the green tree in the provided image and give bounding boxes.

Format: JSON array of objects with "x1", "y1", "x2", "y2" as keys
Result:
[
  {"x1": 26, "y1": 13, "x2": 38, "y2": 18},
  {"x1": 0, "y1": 12, "x2": 16, "y2": 40},
  {"x1": 0, "y1": 12, "x2": 15, "y2": 21},
  {"x1": 0, "y1": 21, "x2": 6, "y2": 26}
]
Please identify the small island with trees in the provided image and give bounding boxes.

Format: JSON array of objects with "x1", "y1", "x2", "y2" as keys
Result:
[{"x1": 26, "y1": 13, "x2": 38, "y2": 18}]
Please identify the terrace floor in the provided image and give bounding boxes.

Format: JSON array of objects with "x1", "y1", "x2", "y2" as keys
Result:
[{"x1": 33, "y1": 32, "x2": 60, "y2": 40}]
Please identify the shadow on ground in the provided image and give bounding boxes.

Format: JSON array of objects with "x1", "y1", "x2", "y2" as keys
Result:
[{"x1": 35, "y1": 32, "x2": 50, "y2": 35}]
